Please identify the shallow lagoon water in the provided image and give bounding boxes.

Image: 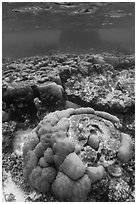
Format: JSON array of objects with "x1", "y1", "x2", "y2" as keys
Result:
[{"x1": 2, "y1": 2, "x2": 135, "y2": 59}]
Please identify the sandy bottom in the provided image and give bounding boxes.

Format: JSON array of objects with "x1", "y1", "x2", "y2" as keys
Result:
[{"x1": 3, "y1": 171, "x2": 27, "y2": 202}]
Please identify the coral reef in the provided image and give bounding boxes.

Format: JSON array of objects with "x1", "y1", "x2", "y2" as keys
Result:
[
  {"x1": 2, "y1": 53, "x2": 135, "y2": 124},
  {"x1": 2, "y1": 53, "x2": 135, "y2": 202},
  {"x1": 64, "y1": 54, "x2": 134, "y2": 113},
  {"x1": 22, "y1": 107, "x2": 133, "y2": 201},
  {"x1": 2, "y1": 64, "x2": 66, "y2": 121}
]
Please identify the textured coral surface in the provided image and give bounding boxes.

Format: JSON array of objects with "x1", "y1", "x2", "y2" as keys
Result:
[
  {"x1": 22, "y1": 108, "x2": 133, "y2": 201},
  {"x1": 2, "y1": 53, "x2": 135, "y2": 117}
]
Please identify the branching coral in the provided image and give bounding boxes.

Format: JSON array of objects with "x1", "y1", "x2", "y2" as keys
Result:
[{"x1": 23, "y1": 107, "x2": 133, "y2": 201}]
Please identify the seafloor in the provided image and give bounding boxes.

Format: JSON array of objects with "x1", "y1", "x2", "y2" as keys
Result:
[{"x1": 2, "y1": 52, "x2": 135, "y2": 202}]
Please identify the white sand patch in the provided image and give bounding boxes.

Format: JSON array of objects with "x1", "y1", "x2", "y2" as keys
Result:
[{"x1": 2, "y1": 171, "x2": 26, "y2": 202}]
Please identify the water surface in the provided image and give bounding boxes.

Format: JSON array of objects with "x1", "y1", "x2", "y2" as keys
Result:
[{"x1": 2, "y1": 2, "x2": 135, "y2": 59}]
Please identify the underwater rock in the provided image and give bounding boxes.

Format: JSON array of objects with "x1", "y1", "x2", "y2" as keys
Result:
[
  {"x1": 36, "y1": 82, "x2": 64, "y2": 103},
  {"x1": 22, "y1": 107, "x2": 132, "y2": 201},
  {"x1": 3, "y1": 82, "x2": 34, "y2": 103}
]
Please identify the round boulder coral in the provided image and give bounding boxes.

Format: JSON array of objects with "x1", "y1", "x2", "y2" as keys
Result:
[{"x1": 23, "y1": 107, "x2": 133, "y2": 201}]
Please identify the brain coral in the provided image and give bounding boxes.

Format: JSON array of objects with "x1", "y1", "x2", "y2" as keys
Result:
[{"x1": 23, "y1": 107, "x2": 133, "y2": 201}]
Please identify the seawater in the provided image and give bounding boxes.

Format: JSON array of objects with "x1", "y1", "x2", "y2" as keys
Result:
[{"x1": 2, "y1": 2, "x2": 135, "y2": 59}]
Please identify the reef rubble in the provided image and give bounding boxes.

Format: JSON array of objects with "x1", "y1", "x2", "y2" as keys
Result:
[{"x1": 2, "y1": 53, "x2": 135, "y2": 120}]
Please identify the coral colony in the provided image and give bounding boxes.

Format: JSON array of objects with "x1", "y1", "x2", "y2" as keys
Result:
[{"x1": 22, "y1": 108, "x2": 132, "y2": 201}]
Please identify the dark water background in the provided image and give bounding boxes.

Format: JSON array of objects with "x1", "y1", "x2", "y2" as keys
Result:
[{"x1": 2, "y1": 2, "x2": 135, "y2": 59}]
